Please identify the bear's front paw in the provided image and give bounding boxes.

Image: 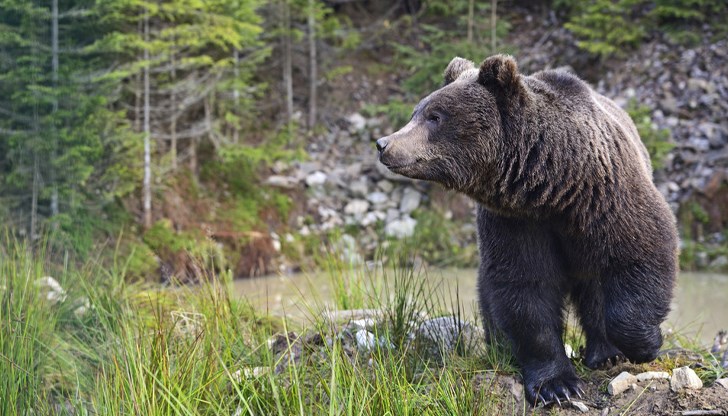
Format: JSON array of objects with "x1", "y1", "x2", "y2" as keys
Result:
[
  {"x1": 583, "y1": 342, "x2": 625, "y2": 370},
  {"x1": 524, "y1": 370, "x2": 585, "y2": 407}
]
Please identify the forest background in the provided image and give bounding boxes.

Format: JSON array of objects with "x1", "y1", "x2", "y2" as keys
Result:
[{"x1": 1, "y1": 0, "x2": 727, "y2": 280}]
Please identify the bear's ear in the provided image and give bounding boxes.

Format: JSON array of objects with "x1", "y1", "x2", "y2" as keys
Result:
[
  {"x1": 443, "y1": 57, "x2": 475, "y2": 86},
  {"x1": 477, "y1": 54, "x2": 520, "y2": 94}
]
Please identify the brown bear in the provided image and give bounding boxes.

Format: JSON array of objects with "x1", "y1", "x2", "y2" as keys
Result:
[{"x1": 376, "y1": 55, "x2": 678, "y2": 406}]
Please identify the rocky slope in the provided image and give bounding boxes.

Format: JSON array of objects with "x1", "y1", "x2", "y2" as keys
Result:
[{"x1": 263, "y1": 16, "x2": 728, "y2": 271}]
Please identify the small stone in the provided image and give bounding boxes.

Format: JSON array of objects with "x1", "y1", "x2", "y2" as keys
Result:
[
  {"x1": 366, "y1": 191, "x2": 388, "y2": 205},
  {"x1": 670, "y1": 366, "x2": 703, "y2": 392},
  {"x1": 608, "y1": 371, "x2": 638, "y2": 396},
  {"x1": 709, "y1": 255, "x2": 728, "y2": 270},
  {"x1": 35, "y1": 276, "x2": 67, "y2": 304},
  {"x1": 572, "y1": 401, "x2": 589, "y2": 413},
  {"x1": 636, "y1": 371, "x2": 670, "y2": 382},
  {"x1": 305, "y1": 171, "x2": 327, "y2": 187},
  {"x1": 349, "y1": 178, "x2": 369, "y2": 197},
  {"x1": 399, "y1": 188, "x2": 422, "y2": 213},
  {"x1": 265, "y1": 175, "x2": 297, "y2": 189},
  {"x1": 384, "y1": 216, "x2": 417, "y2": 239},
  {"x1": 377, "y1": 180, "x2": 394, "y2": 193},
  {"x1": 349, "y1": 318, "x2": 376, "y2": 330},
  {"x1": 344, "y1": 199, "x2": 370, "y2": 216},
  {"x1": 715, "y1": 378, "x2": 728, "y2": 390},
  {"x1": 346, "y1": 113, "x2": 367, "y2": 131},
  {"x1": 355, "y1": 329, "x2": 377, "y2": 351}
]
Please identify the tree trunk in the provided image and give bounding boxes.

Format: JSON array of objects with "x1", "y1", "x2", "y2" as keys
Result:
[
  {"x1": 142, "y1": 14, "x2": 152, "y2": 229},
  {"x1": 50, "y1": 0, "x2": 59, "y2": 218},
  {"x1": 232, "y1": 49, "x2": 240, "y2": 144},
  {"x1": 467, "y1": 0, "x2": 474, "y2": 43},
  {"x1": 491, "y1": 0, "x2": 497, "y2": 52},
  {"x1": 281, "y1": 0, "x2": 293, "y2": 123},
  {"x1": 30, "y1": 151, "x2": 39, "y2": 241},
  {"x1": 170, "y1": 49, "x2": 178, "y2": 171},
  {"x1": 307, "y1": 0, "x2": 317, "y2": 129}
]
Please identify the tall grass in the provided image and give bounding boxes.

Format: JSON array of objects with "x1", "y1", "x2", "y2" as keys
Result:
[{"x1": 1, "y1": 239, "x2": 724, "y2": 415}]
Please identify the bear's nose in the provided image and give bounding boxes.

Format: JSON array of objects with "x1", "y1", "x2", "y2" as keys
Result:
[{"x1": 376, "y1": 137, "x2": 389, "y2": 153}]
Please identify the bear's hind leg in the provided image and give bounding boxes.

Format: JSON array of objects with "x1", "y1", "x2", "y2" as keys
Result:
[
  {"x1": 603, "y1": 267, "x2": 671, "y2": 363},
  {"x1": 571, "y1": 278, "x2": 625, "y2": 370},
  {"x1": 571, "y1": 278, "x2": 625, "y2": 369}
]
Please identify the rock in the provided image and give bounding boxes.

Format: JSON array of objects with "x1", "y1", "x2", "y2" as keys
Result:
[
  {"x1": 366, "y1": 191, "x2": 388, "y2": 205},
  {"x1": 355, "y1": 329, "x2": 377, "y2": 351},
  {"x1": 715, "y1": 378, "x2": 728, "y2": 390},
  {"x1": 399, "y1": 188, "x2": 422, "y2": 213},
  {"x1": 265, "y1": 175, "x2": 297, "y2": 189},
  {"x1": 346, "y1": 113, "x2": 367, "y2": 131},
  {"x1": 35, "y1": 276, "x2": 66, "y2": 304},
  {"x1": 305, "y1": 171, "x2": 327, "y2": 187},
  {"x1": 608, "y1": 372, "x2": 638, "y2": 396},
  {"x1": 349, "y1": 318, "x2": 376, "y2": 330},
  {"x1": 361, "y1": 211, "x2": 384, "y2": 227},
  {"x1": 670, "y1": 366, "x2": 703, "y2": 392},
  {"x1": 415, "y1": 316, "x2": 484, "y2": 362},
  {"x1": 344, "y1": 199, "x2": 370, "y2": 216},
  {"x1": 348, "y1": 178, "x2": 369, "y2": 197},
  {"x1": 384, "y1": 216, "x2": 417, "y2": 238},
  {"x1": 709, "y1": 255, "x2": 728, "y2": 270},
  {"x1": 636, "y1": 371, "x2": 670, "y2": 382},
  {"x1": 572, "y1": 401, "x2": 589, "y2": 413},
  {"x1": 377, "y1": 179, "x2": 394, "y2": 193},
  {"x1": 232, "y1": 367, "x2": 269, "y2": 382}
]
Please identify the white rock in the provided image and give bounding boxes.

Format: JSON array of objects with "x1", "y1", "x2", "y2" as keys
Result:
[
  {"x1": 636, "y1": 371, "x2": 670, "y2": 382},
  {"x1": 399, "y1": 188, "x2": 422, "y2": 213},
  {"x1": 715, "y1": 378, "x2": 728, "y2": 390},
  {"x1": 232, "y1": 367, "x2": 269, "y2": 382},
  {"x1": 355, "y1": 329, "x2": 377, "y2": 351},
  {"x1": 384, "y1": 216, "x2": 417, "y2": 239},
  {"x1": 346, "y1": 113, "x2": 367, "y2": 131},
  {"x1": 361, "y1": 211, "x2": 385, "y2": 227},
  {"x1": 366, "y1": 191, "x2": 388, "y2": 205},
  {"x1": 344, "y1": 199, "x2": 370, "y2": 216},
  {"x1": 35, "y1": 276, "x2": 67, "y2": 303},
  {"x1": 349, "y1": 318, "x2": 376, "y2": 330},
  {"x1": 349, "y1": 178, "x2": 369, "y2": 197},
  {"x1": 305, "y1": 171, "x2": 327, "y2": 187},
  {"x1": 265, "y1": 175, "x2": 297, "y2": 189},
  {"x1": 608, "y1": 371, "x2": 638, "y2": 396},
  {"x1": 572, "y1": 401, "x2": 589, "y2": 413},
  {"x1": 377, "y1": 180, "x2": 394, "y2": 193},
  {"x1": 670, "y1": 366, "x2": 703, "y2": 392}
]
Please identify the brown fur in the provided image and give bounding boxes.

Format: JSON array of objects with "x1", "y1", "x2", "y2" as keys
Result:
[{"x1": 376, "y1": 55, "x2": 679, "y2": 406}]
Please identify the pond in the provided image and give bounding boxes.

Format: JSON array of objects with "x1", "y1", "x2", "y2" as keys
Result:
[{"x1": 232, "y1": 268, "x2": 728, "y2": 347}]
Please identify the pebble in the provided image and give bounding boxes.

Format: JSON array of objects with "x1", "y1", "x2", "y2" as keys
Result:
[
  {"x1": 35, "y1": 276, "x2": 67, "y2": 304},
  {"x1": 670, "y1": 366, "x2": 703, "y2": 392},
  {"x1": 716, "y1": 378, "x2": 728, "y2": 390},
  {"x1": 572, "y1": 401, "x2": 589, "y2": 413},
  {"x1": 636, "y1": 371, "x2": 670, "y2": 382},
  {"x1": 384, "y1": 215, "x2": 417, "y2": 239},
  {"x1": 608, "y1": 371, "x2": 638, "y2": 396},
  {"x1": 305, "y1": 171, "x2": 327, "y2": 187},
  {"x1": 399, "y1": 188, "x2": 422, "y2": 213},
  {"x1": 355, "y1": 329, "x2": 377, "y2": 351}
]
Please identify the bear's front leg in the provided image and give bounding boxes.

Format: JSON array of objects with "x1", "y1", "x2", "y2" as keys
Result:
[
  {"x1": 477, "y1": 209, "x2": 583, "y2": 406},
  {"x1": 484, "y1": 277, "x2": 584, "y2": 405}
]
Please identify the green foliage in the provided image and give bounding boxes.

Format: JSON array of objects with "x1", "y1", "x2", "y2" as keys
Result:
[
  {"x1": 564, "y1": 0, "x2": 648, "y2": 58},
  {"x1": 626, "y1": 99, "x2": 674, "y2": 170},
  {"x1": 408, "y1": 209, "x2": 478, "y2": 268},
  {"x1": 363, "y1": 99, "x2": 414, "y2": 129},
  {"x1": 563, "y1": 0, "x2": 728, "y2": 57}
]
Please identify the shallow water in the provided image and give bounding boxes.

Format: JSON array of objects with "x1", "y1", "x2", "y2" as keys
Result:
[{"x1": 232, "y1": 268, "x2": 728, "y2": 347}]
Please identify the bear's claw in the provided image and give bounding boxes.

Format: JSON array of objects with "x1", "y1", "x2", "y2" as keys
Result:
[
  {"x1": 584, "y1": 342, "x2": 626, "y2": 370},
  {"x1": 526, "y1": 373, "x2": 585, "y2": 407}
]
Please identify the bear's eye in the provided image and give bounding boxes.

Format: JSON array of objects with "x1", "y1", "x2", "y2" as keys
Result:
[{"x1": 426, "y1": 113, "x2": 441, "y2": 125}]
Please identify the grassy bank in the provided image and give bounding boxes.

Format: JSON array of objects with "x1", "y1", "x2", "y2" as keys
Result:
[{"x1": 1, "y1": 241, "x2": 726, "y2": 415}]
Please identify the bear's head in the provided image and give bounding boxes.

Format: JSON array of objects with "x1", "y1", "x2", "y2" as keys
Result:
[{"x1": 377, "y1": 54, "x2": 524, "y2": 198}]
